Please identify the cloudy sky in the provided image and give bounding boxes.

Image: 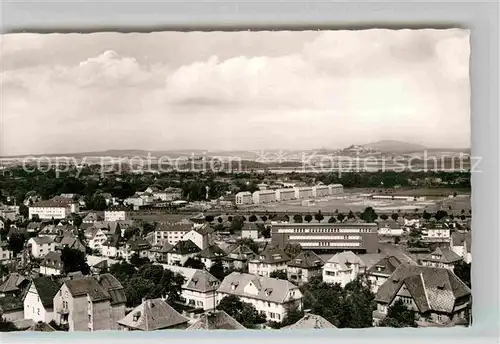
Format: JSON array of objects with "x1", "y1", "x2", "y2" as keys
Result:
[{"x1": 0, "y1": 29, "x2": 470, "y2": 156}]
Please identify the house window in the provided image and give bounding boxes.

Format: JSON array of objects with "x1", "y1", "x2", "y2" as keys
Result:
[
  {"x1": 88, "y1": 314, "x2": 91, "y2": 323},
  {"x1": 37, "y1": 308, "x2": 40, "y2": 315}
]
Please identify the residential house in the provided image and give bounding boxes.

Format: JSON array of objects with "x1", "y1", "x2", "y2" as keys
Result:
[
  {"x1": 124, "y1": 195, "x2": 145, "y2": 209},
  {"x1": 216, "y1": 272, "x2": 303, "y2": 323},
  {"x1": 84, "y1": 227, "x2": 108, "y2": 253},
  {"x1": 322, "y1": 251, "x2": 366, "y2": 287},
  {"x1": 82, "y1": 212, "x2": 100, "y2": 224},
  {"x1": 377, "y1": 220, "x2": 404, "y2": 236},
  {"x1": 167, "y1": 240, "x2": 201, "y2": 266},
  {"x1": 39, "y1": 251, "x2": 64, "y2": 276},
  {"x1": 156, "y1": 264, "x2": 221, "y2": 311},
  {"x1": 450, "y1": 232, "x2": 472, "y2": 264},
  {"x1": 282, "y1": 312, "x2": 337, "y2": 329},
  {"x1": 117, "y1": 298, "x2": 188, "y2": 331},
  {"x1": 372, "y1": 265, "x2": 471, "y2": 327},
  {"x1": 38, "y1": 225, "x2": 60, "y2": 240},
  {"x1": 241, "y1": 223, "x2": 259, "y2": 240},
  {"x1": 235, "y1": 192, "x2": 253, "y2": 205},
  {"x1": 187, "y1": 310, "x2": 245, "y2": 330},
  {"x1": 222, "y1": 244, "x2": 257, "y2": 271},
  {"x1": 23, "y1": 276, "x2": 61, "y2": 323},
  {"x1": 0, "y1": 241, "x2": 13, "y2": 262},
  {"x1": 287, "y1": 251, "x2": 324, "y2": 285},
  {"x1": 124, "y1": 235, "x2": 152, "y2": 261},
  {"x1": 154, "y1": 223, "x2": 193, "y2": 247},
  {"x1": 164, "y1": 187, "x2": 183, "y2": 201},
  {"x1": 420, "y1": 247, "x2": 462, "y2": 271},
  {"x1": 149, "y1": 242, "x2": 173, "y2": 263},
  {"x1": 27, "y1": 222, "x2": 43, "y2": 233},
  {"x1": 248, "y1": 245, "x2": 290, "y2": 277},
  {"x1": 104, "y1": 209, "x2": 127, "y2": 222},
  {"x1": 0, "y1": 273, "x2": 30, "y2": 298},
  {"x1": 199, "y1": 245, "x2": 227, "y2": 269},
  {"x1": 56, "y1": 235, "x2": 86, "y2": 253},
  {"x1": 181, "y1": 225, "x2": 214, "y2": 250},
  {"x1": 365, "y1": 256, "x2": 406, "y2": 293},
  {"x1": 52, "y1": 273, "x2": 126, "y2": 331},
  {"x1": 27, "y1": 236, "x2": 57, "y2": 258}
]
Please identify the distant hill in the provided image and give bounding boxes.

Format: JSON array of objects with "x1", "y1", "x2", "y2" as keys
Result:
[{"x1": 361, "y1": 140, "x2": 427, "y2": 153}]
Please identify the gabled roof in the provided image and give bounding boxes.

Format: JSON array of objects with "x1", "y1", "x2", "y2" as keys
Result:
[
  {"x1": 31, "y1": 276, "x2": 62, "y2": 308},
  {"x1": 96, "y1": 273, "x2": 127, "y2": 305},
  {"x1": 187, "y1": 310, "x2": 245, "y2": 330},
  {"x1": 252, "y1": 244, "x2": 290, "y2": 264},
  {"x1": 170, "y1": 240, "x2": 201, "y2": 255},
  {"x1": 451, "y1": 231, "x2": 471, "y2": 252},
  {"x1": 421, "y1": 247, "x2": 462, "y2": 264},
  {"x1": 41, "y1": 251, "x2": 62, "y2": 269},
  {"x1": 366, "y1": 256, "x2": 404, "y2": 276},
  {"x1": 127, "y1": 235, "x2": 152, "y2": 251},
  {"x1": 65, "y1": 276, "x2": 111, "y2": 302},
  {"x1": 30, "y1": 236, "x2": 53, "y2": 246},
  {"x1": 283, "y1": 313, "x2": 337, "y2": 329},
  {"x1": 0, "y1": 273, "x2": 29, "y2": 294},
  {"x1": 287, "y1": 251, "x2": 324, "y2": 269},
  {"x1": 200, "y1": 245, "x2": 227, "y2": 259},
  {"x1": 117, "y1": 298, "x2": 188, "y2": 331},
  {"x1": 375, "y1": 264, "x2": 471, "y2": 314},
  {"x1": 326, "y1": 251, "x2": 365, "y2": 270},
  {"x1": 184, "y1": 270, "x2": 220, "y2": 293},
  {"x1": 217, "y1": 272, "x2": 300, "y2": 304}
]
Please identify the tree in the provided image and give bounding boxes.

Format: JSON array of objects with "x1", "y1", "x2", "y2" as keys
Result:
[
  {"x1": 314, "y1": 210, "x2": 324, "y2": 223},
  {"x1": 61, "y1": 246, "x2": 90, "y2": 275},
  {"x1": 422, "y1": 210, "x2": 432, "y2": 220},
  {"x1": 230, "y1": 216, "x2": 244, "y2": 233},
  {"x1": 293, "y1": 214, "x2": 303, "y2": 223},
  {"x1": 130, "y1": 253, "x2": 150, "y2": 267},
  {"x1": 142, "y1": 222, "x2": 155, "y2": 235},
  {"x1": 269, "y1": 270, "x2": 288, "y2": 280},
  {"x1": 304, "y1": 214, "x2": 313, "y2": 223},
  {"x1": 216, "y1": 295, "x2": 266, "y2": 329},
  {"x1": 19, "y1": 204, "x2": 29, "y2": 218},
  {"x1": 0, "y1": 317, "x2": 20, "y2": 332},
  {"x1": 284, "y1": 243, "x2": 302, "y2": 259},
  {"x1": 379, "y1": 299, "x2": 417, "y2": 328},
  {"x1": 260, "y1": 215, "x2": 268, "y2": 222},
  {"x1": 205, "y1": 215, "x2": 215, "y2": 222},
  {"x1": 236, "y1": 238, "x2": 259, "y2": 254},
  {"x1": 8, "y1": 232, "x2": 26, "y2": 256},
  {"x1": 208, "y1": 261, "x2": 225, "y2": 281},
  {"x1": 391, "y1": 213, "x2": 399, "y2": 221},
  {"x1": 328, "y1": 216, "x2": 337, "y2": 223},
  {"x1": 183, "y1": 257, "x2": 205, "y2": 269},
  {"x1": 380, "y1": 214, "x2": 388, "y2": 220},
  {"x1": 217, "y1": 217, "x2": 223, "y2": 223},
  {"x1": 454, "y1": 260, "x2": 471, "y2": 288},
  {"x1": 347, "y1": 210, "x2": 356, "y2": 220},
  {"x1": 361, "y1": 207, "x2": 378, "y2": 223},
  {"x1": 249, "y1": 214, "x2": 258, "y2": 223},
  {"x1": 337, "y1": 213, "x2": 345, "y2": 222},
  {"x1": 435, "y1": 210, "x2": 448, "y2": 221},
  {"x1": 72, "y1": 214, "x2": 83, "y2": 228}
]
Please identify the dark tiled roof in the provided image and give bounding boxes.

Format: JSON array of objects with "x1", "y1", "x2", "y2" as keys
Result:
[
  {"x1": 41, "y1": 251, "x2": 63, "y2": 269},
  {"x1": 254, "y1": 244, "x2": 290, "y2": 264},
  {"x1": 187, "y1": 310, "x2": 245, "y2": 330},
  {"x1": 127, "y1": 235, "x2": 152, "y2": 251},
  {"x1": 375, "y1": 264, "x2": 471, "y2": 314},
  {"x1": 287, "y1": 251, "x2": 324, "y2": 269},
  {"x1": 171, "y1": 240, "x2": 201, "y2": 255},
  {"x1": 65, "y1": 277, "x2": 111, "y2": 302},
  {"x1": 97, "y1": 273, "x2": 127, "y2": 305},
  {"x1": 200, "y1": 245, "x2": 226, "y2": 259},
  {"x1": 283, "y1": 313, "x2": 337, "y2": 329},
  {"x1": 184, "y1": 270, "x2": 220, "y2": 293},
  {"x1": 421, "y1": 247, "x2": 462, "y2": 264},
  {"x1": 366, "y1": 256, "x2": 404, "y2": 276},
  {"x1": 32, "y1": 276, "x2": 62, "y2": 308},
  {"x1": 0, "y1": 273, "x2": 28, "y2": 294},
  {"x1": 25, "y1": 321, "x2": 56, "y2": 332}
]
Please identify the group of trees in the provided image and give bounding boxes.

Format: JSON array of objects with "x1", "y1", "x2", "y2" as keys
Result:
[{"x1": 109, "y1": 262, "x2": 186, "y2": 308}]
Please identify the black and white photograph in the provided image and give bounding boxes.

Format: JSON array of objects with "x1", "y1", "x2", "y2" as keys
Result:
[{"x1": 0, "y1": 29, "x2": 472, "y2": 332}]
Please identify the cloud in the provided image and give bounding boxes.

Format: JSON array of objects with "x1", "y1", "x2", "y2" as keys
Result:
[{"x1": 0, "y1": 30, "x2": 471, "y2": 155}]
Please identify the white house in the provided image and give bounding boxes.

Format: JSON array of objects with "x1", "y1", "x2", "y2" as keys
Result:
[
  {"x1": 235, "y1": 192, "x2": 253, "y2": 205},
  {"x1": 84, "y1": 227, "x2": 108, "y2": 252},
  {"x1": 422, "y1": 227, "x2": 451, "y2": 240},
  {"x1": 156, "y1": 264, "x2": 220, "y2": 311},
  {"x1": 23, "y1": 276, "x2": 61, "y2": 324},
  {"x1": 181, "y1": 225, "x2": 214, "y2": 250},
  {"x1": 293, "y1": 187, "x2": 314, "y2": 200},
  {"x1": 104, "y1": 210, "x2": 127, "y2": 222},
  {"x1": 241, "y1": 223, "x2": 259, "y2": 240},
  {"x1": 0, "y1": 241, "x2": 13, "y2": 261},
  {"x1": 199, "y1": 245, "x2": 227, "y2": 269},
  {"x1": 252, "y1": 190, "x2": 276, "y2": 204},
  {"x1": 39, "y1": 251, "x2": 63, "y2": 276},
  {"x1": 27, "y1": 236, "x2": 57, "y2": 258},
  {"x1": 248, "y1": 245, "x2": 290, "y2": 277},
  {"x1": 29, "y1": 198, "x2": 79, "y2": 220},
  {"x1": 312, "y1": 185, "x2": 330, "y2": 198},
  {"x1": 322, "y1": 251, "x2": 366, "y2": 287},
  {"x1": 154, "y1": 223, "x2": 193, "y2": 246},
  {"x1": 275, "y1": 188, "x2": 296, "y2": 202},
  {"x1": 216, "y1": 272, "x2": 303, "y2": 323},
  {"x1": 167, "y1": 240, "x2": 201, "y2": 266}
]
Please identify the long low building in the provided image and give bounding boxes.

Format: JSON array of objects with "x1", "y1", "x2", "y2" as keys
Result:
[{"x1": 271, "y1": 222, "x2": 378, "y2": 253}]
